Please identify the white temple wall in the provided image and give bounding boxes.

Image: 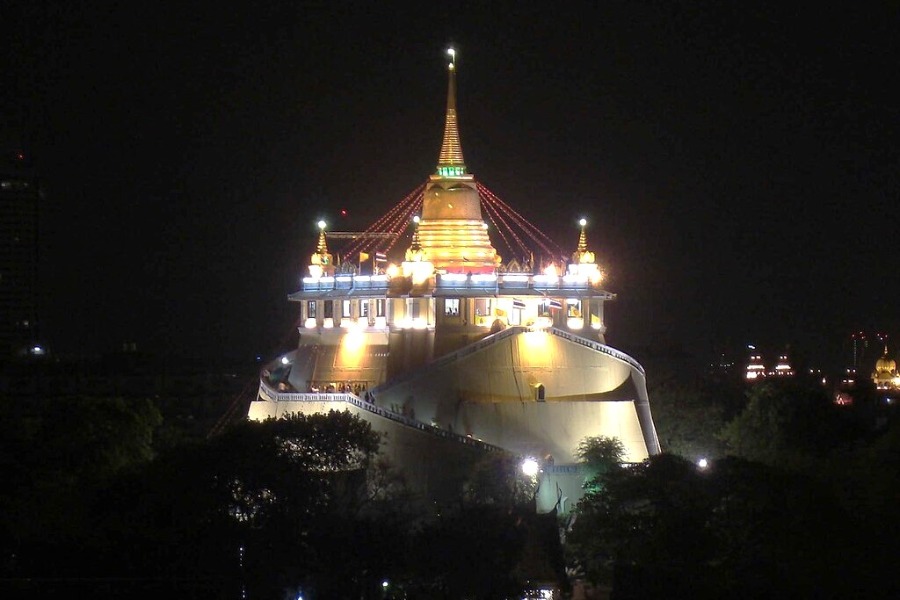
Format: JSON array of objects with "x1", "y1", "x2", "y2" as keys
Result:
[{"x1": 377, "y1": 331, "x2": 655, "y2": 463}]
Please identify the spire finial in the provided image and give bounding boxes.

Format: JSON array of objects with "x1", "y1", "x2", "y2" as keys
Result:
[
  {"x1": 316, "y1": 220, "x2": 328, "y2": 255},
  {"x1": 437, "y1": 47, "x2": 466, "y2": 176},
  {"x1": 577, "y1": 218, "x2": 588, "y2": 253},
  {"x1": 411, "y1": 215, "x2": 422, "y2": 251},
  {"x1": 571, "y1": 217, "x2": 597, "y2": 269}
]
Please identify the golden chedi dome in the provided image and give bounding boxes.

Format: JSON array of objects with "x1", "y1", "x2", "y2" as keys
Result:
[
  {"x1": 875, "y1": 355, "x2": 897, "y2": 373},
  {"x1": 872, "y1": 344, "x2": 899, "y2": 390}
]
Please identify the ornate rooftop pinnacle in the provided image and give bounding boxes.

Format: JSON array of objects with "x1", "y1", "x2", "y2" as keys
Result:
[
  {"x1": 316, "y1": 227, "x2": 328, "y2": 256},
  {"x1": 436, "y1": 48, "x2": 467, "y2": 176},
  {"x1": 577, "y1": 221, "x2": 588, "y2": 254},
  {"x1": 410, "y1": 216, "x2": 422, "y2": 251},
  {"x1": 572, "y1": 218, "x2": 596, "y2": 266},
  {"x1": 309, "y1": 220, "x2": 333, "y2": 277},
  {"x1": 405, "y1": 216, "x2": 426, "y2": 263}
]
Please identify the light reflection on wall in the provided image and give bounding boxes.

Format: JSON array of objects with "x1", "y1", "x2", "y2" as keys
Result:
[
  {"x1": 337, "y1": 326, "x2": 366, "y2": 366},
  {"x1": 521, "y1": 330, "x2": 551, "y2": 363}
]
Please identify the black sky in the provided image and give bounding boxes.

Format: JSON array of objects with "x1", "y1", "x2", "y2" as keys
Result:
[{"x1": 3, "y1": 1, "x2": 898, "y2": 370}]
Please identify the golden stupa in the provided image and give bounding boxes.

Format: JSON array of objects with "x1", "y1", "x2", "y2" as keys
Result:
[
  {"x1": 416, "y1": 51, "x2": 499, "y2": 274},
  {"x1": 872, "y1": 344, "x2": 900, "y2": 390}
]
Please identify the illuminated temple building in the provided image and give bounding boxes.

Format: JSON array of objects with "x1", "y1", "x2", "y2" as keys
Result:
[
  {"x1": 872, "y1": 344, "x2": 900, "y2": 391},
  {"x1": 249, "y1": 52, "x2": 660, "y2": 512}
]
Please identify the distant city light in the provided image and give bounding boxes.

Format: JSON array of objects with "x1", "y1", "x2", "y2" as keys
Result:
[
  {"x1": 281, "y1": 356, "x2": 290, "y2": 365},
  {"x1": 382, "y1": 580, "x2": 389, "y2": 589},
  {"x1": 697, "y1": 457, "x2": 709, "y2": 469}
]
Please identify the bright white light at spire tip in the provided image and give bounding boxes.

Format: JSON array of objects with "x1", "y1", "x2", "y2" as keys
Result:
[
  {"x1": 579, "y1": 218, "x2": 587, "y2": 227},
  {"x1": 317, "y1": 220, "x2": 326, "y2": 230}
]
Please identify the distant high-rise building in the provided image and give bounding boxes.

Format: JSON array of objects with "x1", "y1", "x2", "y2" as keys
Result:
[
  {"x1": 0, "y1": 144, "x2": 40, "y2": 356},
  {"x1": 851, "y1": 331, "x2": 868, "y2": 370}
]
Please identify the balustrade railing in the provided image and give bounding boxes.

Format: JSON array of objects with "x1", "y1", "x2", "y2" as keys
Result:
[
  {"x1": 548, "y1": 328, "x2": 646, "y2": 375},
  {"x1": 256, "y1": 381, "x2": 504, "y2": 453},
  {"x1": 371, "y1": 326, "x2": 645, "y2": 395},
  {"x1": 296, "y1": 272, "x2": 613, "y2": 297}
]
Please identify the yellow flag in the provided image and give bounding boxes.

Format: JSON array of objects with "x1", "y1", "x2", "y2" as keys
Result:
[{"x1": 359, "y1": 252, "x2": 370, "y2": 262}]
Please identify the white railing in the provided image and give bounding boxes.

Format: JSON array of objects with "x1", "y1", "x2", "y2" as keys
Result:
[
  {"x1": 548, "y1": 328, "x2": 646, "y2": 376},
  {"x1": 372, "y1": 326, "x2": 645, "y2": 395},
  {"x1": 372, "y1": 326, "x2": 524, "y2": 394},
  {"x1": 294, "y1": 271, "x2": 614, "y2": 297},
  {"x1": 298, "y1": 275, "x2": 391, "y2": 293},
  {"x1": 256, "y1": 381, "x2": 505, "y2": 453}
]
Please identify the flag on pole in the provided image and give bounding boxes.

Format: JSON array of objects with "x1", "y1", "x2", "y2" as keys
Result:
[
  {"x1": 375, "y1": 251, "x2": 388, "y2": 263},
  {"x1": 359, "y1": 252, "x2": 370, "y2": 262},
  {"x1": 548, "y1": 299, "x2": 563, "y2": 310}
]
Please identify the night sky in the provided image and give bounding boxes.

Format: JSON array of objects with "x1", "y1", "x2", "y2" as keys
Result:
[{"x1": 3, "y1": 2, "x2": 898, "y2": 370}]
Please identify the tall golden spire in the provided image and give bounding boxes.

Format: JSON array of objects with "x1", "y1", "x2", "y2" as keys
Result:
[
  {"x1": 437, "y1": 48, "x2": 466, "y2": 176},
  {"x1": 419, "y1": 47, "x2": 498, "y2": 273}
]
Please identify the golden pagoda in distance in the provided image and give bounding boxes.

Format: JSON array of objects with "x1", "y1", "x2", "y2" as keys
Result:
[{"x1": 872, "y1": 343, "x2": 900, "y2": 390}]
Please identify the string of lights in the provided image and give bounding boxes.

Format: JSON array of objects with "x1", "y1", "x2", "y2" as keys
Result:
[
  {"x1": 477, "y1": 183, "x2": 565, "y2": 259},
  {"x1": 340, "y1": 184, "x2": 424, "y2": 258},
  {"x1": 480, "y1": 192, "x2": 528, "y2": 260},
  {"x1": 323, "y1": 180, "x2": 574, "y2": 268},
  {"x1": 382, "y1": 194, "x2": 423, "y2": 254}
]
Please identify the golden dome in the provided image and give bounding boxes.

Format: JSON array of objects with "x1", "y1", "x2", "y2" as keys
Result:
[{"x1": 875, "y1": 355, "x2": 897, "y2": 373}]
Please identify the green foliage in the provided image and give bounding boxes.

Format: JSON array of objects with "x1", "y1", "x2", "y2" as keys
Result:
[
  {"x1": 464, "y1": 452, "x2": 536, "y2": 506},
  {"x1": 718, "y1": 380, "x2": 844, "y2": 465},
  {"x1": 0, "y1": 395, "x2": 162, "y2": 550},
  {"x1": 576, "y1": 436, "x2": 626, "y2": 469},
  {"x1": 649, "y1": 382, "x2": 728, "y2": 459},
  {"x1": 568, "y1": 454, "x2": 711, "y2": 586},
  {"x1": 1, "y1": 395, "x2": 161, "y2": 485},
  {"x1": 404, "y1": 505, "x2": 529, "y2": 599},
  {"x1": 575, "y1": 435, "x2": 625, "y2": 493},
  {"x1": 568, "y1": 453, "x2": 859, "y2": 598}
]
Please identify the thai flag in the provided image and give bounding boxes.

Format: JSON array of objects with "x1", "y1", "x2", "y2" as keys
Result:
[
  {"x1": 512, "y1": 300, "x2": 526, "y2": 309},
  {"x1": 375, "y1": 251, "x2": 388, "y2": 263},
  {"x1": 548, "y1": 299, "x2": 563, "y2": 310}
]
